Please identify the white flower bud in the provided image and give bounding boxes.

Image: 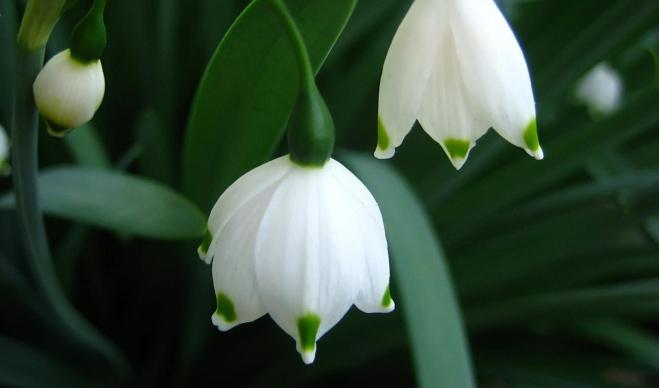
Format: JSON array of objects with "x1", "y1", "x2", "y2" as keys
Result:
[
  {"x1": 199, "y1": 155, "x2": 394, "y2": 364},
  {"x1": 33, "y1": 49, "x2": 105, "y2": 134},
  {"x1": 576, "y1": 63, "x2": 623, "y2": 116},
  {"x1": 376, "y1": 0, "x2": 542, "y2": 169}
]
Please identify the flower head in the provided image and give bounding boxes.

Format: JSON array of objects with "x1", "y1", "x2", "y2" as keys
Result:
[
  {"x1": 376, "y1": 0, "x2": 542, "y2": 169},
  {"x1": 576, "y1": 62, "x2": 623, "y2": 116},
  {"x1": 199, "y1": 155, "x2": 393, "y2": 364},
  {"x1": 33, "y1": 49, "x2": 105, "y2": 134}
]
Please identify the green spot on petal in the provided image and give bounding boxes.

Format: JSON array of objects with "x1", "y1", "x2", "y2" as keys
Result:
[
  {"x1": 523, "y1": 118, "x2": 540, "y2": 152},
  {"x1": 377, "y1": 115, "x2": 391, "y2": 151},
  {"x1": 381, "y1": 285, "x2": 392, "y2": 308},
  {"x1": 297, "y1": 314, "x2": 321, "y2": 352},
  {"x1": 443, "y1": 138, "x2": 471, "y2": 160},
  {"x1": 215, "y1": 293, "x2": 237, "y2": 323},
  {"x1": 198, "y1": 227, "x2": 213, "y2": 256}
]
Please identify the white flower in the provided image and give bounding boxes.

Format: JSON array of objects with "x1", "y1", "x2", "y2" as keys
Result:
[
  {"x1": 376, "y1": 0, "x2": 542, "y2": 169},
  {"x1": 199, "y1": 155, "x2": 394, "y2": 364},
  {"x1": 576, "y1": 63, "x2": 623, "y2": 116},
  {"x1": 33, "y1": 49, "x2": 105, "y2": 133}
]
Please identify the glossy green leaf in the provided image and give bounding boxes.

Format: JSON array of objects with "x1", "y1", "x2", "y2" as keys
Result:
[
  {"x1": 183, "y1": 0, "x2": 357, "y2": 211},
  {"x1": 342, "y1": 152, "x2": 475, "y2": 388},
  {"x1": 1, "y1": 167, "x2": 206, "y2": 240}
]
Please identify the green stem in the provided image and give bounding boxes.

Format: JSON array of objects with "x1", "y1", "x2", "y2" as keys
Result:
[
  {"x1": 267, "y1": 0, "x2": 336, "y2": 166},
  {"x1": 12, "y1": 31, "x2": 128, "y2": 381},
  {"x1": 17, "y1": 0, "x2": 66, "y2": 50},
  {"x1": 268, "y1": 0, "x2": 315, "y2": 92}
]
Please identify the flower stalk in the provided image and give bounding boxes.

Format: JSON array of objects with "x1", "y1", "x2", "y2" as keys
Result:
[
  {"x1": 12, "y1": 0, "x2": 127, "y2": 375},
  {"x1": 17, "y1": 0, "x2": 66, "y2": 50},
  {"x1": 268, "y1": 0, "x2": 335, "y2": 167}
]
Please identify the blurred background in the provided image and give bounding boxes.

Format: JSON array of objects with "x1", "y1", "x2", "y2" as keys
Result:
[{"x1": 1, "y1": 0, "x2": 659, "y2": 387}]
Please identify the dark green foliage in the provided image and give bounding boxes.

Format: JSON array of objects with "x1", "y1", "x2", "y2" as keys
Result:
[{"x1": 2, "y1": 0, "x2": 659, "y2": 387}]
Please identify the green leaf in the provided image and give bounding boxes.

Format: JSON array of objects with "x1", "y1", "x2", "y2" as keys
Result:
[
  {"x1": 569, "y1": 321, "x2": 659, "y2": 369},
  {"x1": 0, "y1": 336, "x2": 99, "y2": 388},
  {"x1": 64, "y1": 124, "x2": 111, "y2": 169},
  {"x1": 468, "y1": 279, "x2": 659, "y2": 330},
  {"x1": 1, "y1": 167, "x2": 206, "y2": 240},
  {"x1": 342, "y1": 152, "x2": 475, "y2": 388},
  {"x1": 183, "y1": 0, "x2": 357, "y2": 211}
]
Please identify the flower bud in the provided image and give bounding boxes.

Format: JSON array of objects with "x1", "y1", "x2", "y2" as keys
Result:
[
  {"x1": 576, "y1": 63, "x2": 623, "y2": 116},
  {"x1": 33, "y1": 49, "x2": 105, "y2": 135}
]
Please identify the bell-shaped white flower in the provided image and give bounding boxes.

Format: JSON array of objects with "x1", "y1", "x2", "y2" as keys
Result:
[
  {"x1": 33, "y1": 49, "x2": 105, "y2": 133},
  {"x1": 576, "y1": 62, "x2": 623, "y2": 116},
  {"x1": 199, "y1": 155, "x2": 394, "y2": 364},
  {"x1": 376, "y1": 0, "x2": 542, "y2": 169}
]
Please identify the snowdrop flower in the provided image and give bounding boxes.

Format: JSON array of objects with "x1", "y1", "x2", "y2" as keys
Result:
[
  {"x1": 376, "y1": 0, "x2": 542, "y2": 169},
  {"x1": 198, "y1": 155, "x2": 393, "y2": 364},
  {"x1": 576, "y1": 63, "x2": 623, "y2": 116},
  {"x1": 33, "y1": 49, "x2": 105, "y2": 134}
]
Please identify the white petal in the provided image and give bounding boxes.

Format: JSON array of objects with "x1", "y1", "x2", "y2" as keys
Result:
[
  {"x1": 416, "y1": 18, "x2": 486, "y2": 170},
  {"x1": 326, "y1": 160, "x2": 393, "y2": 313},
  {"x1": 208, "y1": 186, "x2": 276, "y2": 331},
  {"x1": 200, "y1": 155, "x2": 291, "y2": 263},
  {"x1": 576, "y1": 63, "x2": 623, "y2": 115},
  {"x1": 376, "y1": 0, "x2": 444, "y2": 159},
  {"x1": 254, "y1": 167, "x2": 355, "y2": 364},
  {"x1": 450, "y1": 0, "x2": 541, "y2": 158},
  {"x1": 33, "y1": 49, "x2": 105, "y2": 130}
]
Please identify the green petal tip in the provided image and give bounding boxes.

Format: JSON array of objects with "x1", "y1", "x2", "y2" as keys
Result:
[
  {"x1": 297, "y1": 314, "x2": 321, "y2": 364},
  {"x1": 523, "y1": 118, "x2": 543, "y2": 160},
  {"x1": 212, "y1": 292, "x2": 237, "y2": 331},
  {"x1": 443, "y1": 138, "x2": 472, "y2": 170}
]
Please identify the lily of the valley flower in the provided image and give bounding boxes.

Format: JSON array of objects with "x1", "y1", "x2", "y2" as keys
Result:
[
  {"x1": 199, "y1": 155, "x2": 393, "y2": 364},
  {"x1": 376, "y1": 0, "x2": 542, "y2": 169},
  {"x1": 33, "y1": 49, "x2": 105, "y2": 134},
  {"x1": 576, "y1": 62, "x2": 623, "y2": 116}
]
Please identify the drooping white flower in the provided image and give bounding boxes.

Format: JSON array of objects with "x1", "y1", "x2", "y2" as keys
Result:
[
  {"x1": 199, "y1": 155, "x2": 394, "y2": 364},
  {"x1": 576, "y1": 62, "x2": 623, "y2": 116},
  {"x1": 376, "y1": 0, "x2": 542, "y2": 169},
  {"x1": 33, "y1": 49, "x2": 105, "y2": 133}
]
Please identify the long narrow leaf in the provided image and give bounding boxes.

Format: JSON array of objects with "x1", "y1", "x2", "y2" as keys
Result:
[
  {"x1": 343, "y1": 152, "x2": 475, "y2": 388},
  {"x1": 1, "y1": 167, "x2": 206, "y2": 240}
]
